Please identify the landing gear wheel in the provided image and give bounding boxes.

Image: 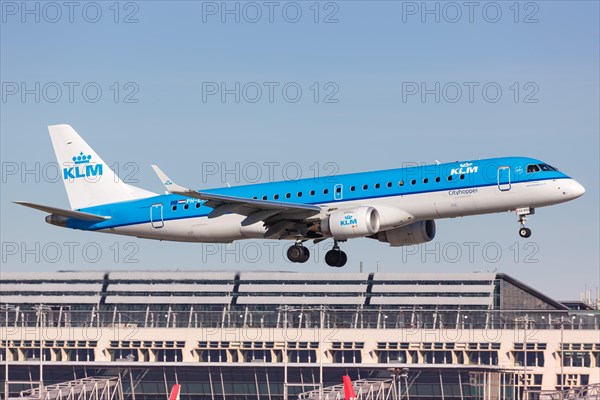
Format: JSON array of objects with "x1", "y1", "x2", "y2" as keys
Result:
[
  {"x1": 298, "y1": 246, "x2": 310, "y2": 263},
  {"x1": 339, "y1": 251, "x2": 347, "y2": 267},
  {"x1": 325, "y1": 249, "x2": 347, "y2": 268},
  {"x1": 516, "y1": 209, "x2": 534, "y2": 239},
  {"x1": 287, "y1": 244, "x2": 310, "y2": 263},
  {"x1": 287, "y1": 245, "x2": 303, "y2": 263},
  {"x1": 519, "y1": 227, "x2": 532, "y2": 238}
]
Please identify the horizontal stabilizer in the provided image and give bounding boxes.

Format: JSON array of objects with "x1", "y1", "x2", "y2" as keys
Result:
[{"x1": 14, "y1": 201, "x2": 111, "y2": 221}]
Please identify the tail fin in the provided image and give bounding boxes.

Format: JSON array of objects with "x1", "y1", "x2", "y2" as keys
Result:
[
  {"x1": 49, "y1": 124, "x2": 156, "y2": 209},
  {"x1": 343, "y1": 375, "x2": 357, "y2": 400},
  {"x1": 168, "y1": 384, "x2": 181, "y2": 400}
]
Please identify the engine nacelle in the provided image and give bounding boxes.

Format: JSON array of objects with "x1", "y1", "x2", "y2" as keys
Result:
[
  {"x1": 322, "y1": 207, "x2": 380, "y2": 240},
  {"x1": 373, "y1": 220, "x2": 436, "y2": 246}
]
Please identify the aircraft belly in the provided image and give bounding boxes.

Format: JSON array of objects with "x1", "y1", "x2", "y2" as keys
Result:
[
  {"x1": 192, "y1": 215, "x2": 247, "y2": 241},
  {"x1": 99, "y1": 180, "x2": 572, "y2": 242},
  {"x1": 107, "y1": 216, "x2": 246, "y2": 243}
]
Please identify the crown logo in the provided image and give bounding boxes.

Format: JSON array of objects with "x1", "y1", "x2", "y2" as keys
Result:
[
  {"x1": 344, "y1": 214, "x2": 353, "y2": 219},
  {"x1": 460, "y1": 162, "x2": 473, "y2": 168},
  {"x1": 72, "y1": 152, "x2": 92, "y2": 165}
]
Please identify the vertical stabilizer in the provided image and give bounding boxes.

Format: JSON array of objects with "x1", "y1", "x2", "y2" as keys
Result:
[
  {"x1": 168, "y1": 384, "x2": 181, "y2": 400},
  {"x1": 48, "y1": 124, "x2": 156, "y2": 209},
  {"x1": 343, "y1": 375, "x2": 357, "y2": 400}
]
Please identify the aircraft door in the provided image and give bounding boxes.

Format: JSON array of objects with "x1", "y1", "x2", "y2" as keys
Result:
[
  {"x1": 497, "y1": 166, "x2": 511, "y2": 191},
  {"x1": 150, "y1": 203, "x2": 164, "y2": 228},
  {"x1": 334, "y1": 184, "x2": 343, "y2": 200}
]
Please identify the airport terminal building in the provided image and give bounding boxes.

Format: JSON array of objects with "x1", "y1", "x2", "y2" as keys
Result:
[{"x1": 1, "y1": 270, "x2": 598, "y2": 399}]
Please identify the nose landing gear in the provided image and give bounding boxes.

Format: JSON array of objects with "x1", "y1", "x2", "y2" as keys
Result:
[
  {"x1": 516, "y1": 208, "x2": 534, "y2": 238},
  {"x1": 519, "y1": 226, "x2": 532, "y2": 238}
]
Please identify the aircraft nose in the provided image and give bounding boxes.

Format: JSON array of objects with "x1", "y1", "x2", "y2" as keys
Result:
[{"x1": 570, "y1": 180, "x2": 585, "y2": 198}]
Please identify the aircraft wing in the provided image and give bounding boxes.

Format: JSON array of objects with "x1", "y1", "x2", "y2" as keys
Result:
[{"x1": 152, "y1": 165, "x2": 323, "y2": 238}]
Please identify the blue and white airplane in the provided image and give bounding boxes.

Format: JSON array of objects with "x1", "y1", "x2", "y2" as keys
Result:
[{"x1": 15, "y1": 125, "x2": 585, "y2": 267}]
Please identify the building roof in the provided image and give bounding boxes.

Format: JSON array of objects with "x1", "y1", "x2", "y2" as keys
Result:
[{"x1": 0, "y1": 270, "x2": 570, "y2": 311}]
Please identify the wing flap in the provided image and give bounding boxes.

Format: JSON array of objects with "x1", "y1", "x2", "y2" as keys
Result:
[{"x1": 151, "y1": 165, "x2": 323, "y2": 222}]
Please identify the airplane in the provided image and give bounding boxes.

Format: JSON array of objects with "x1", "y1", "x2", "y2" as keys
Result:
[
  {"x1": 15, "y1": 125, "x2": 585, "y2": 267},
  {"x1": 343, "y1": 375, "x2": 357, "y2": 400},
  {"x1": 168, "y1": 384, "x2": 181, "y2": 400}
]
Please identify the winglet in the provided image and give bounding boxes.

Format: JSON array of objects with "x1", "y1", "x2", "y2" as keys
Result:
[{"x1": 151, "y1": 165, "x2": 188, "y2": 193}]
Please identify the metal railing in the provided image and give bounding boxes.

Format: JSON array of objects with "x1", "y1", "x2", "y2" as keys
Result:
[
  {"x1": 1, "y1": 306, "x2": 598, "y2": 330},
  {"x1": 16, "y1": 377, "x2": 123, "y2": 400},
  {"x1": 299, "y1": 379, "x2": 397, "y2": 400},
  {"x1": 528, "y1": 383, "x2": 600, "y2": 400}
]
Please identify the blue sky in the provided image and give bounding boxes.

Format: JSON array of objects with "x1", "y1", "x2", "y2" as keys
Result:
[{"x1": 1, "y1": 1, "x2": 598, "y2": 301}]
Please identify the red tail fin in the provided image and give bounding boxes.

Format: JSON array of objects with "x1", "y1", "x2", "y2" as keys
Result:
[
  {"x1": 168, "y1": 384, "x2": 181, "y2": 400},
  {"x1": 343, "y1": 376, "x2": 356, "y2": 400}
]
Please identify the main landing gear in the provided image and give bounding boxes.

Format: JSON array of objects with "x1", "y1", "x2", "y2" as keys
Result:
[
  {"x1": 325, "y1": 240, "x2": 347, "y2": 268},
  {"x1": 286, "y1": 239, "x2": 348, "y2": 267},
  {"x1": 516, "y1": 208, "x2": 533, "y2": 238},
  {"x1": 287, "y1": 240, "x2": 310, "y2": 263}
]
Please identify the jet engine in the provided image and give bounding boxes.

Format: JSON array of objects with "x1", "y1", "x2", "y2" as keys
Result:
[
  {"x1": 321, "y1": 207, "x2": 380, "y2": 240},
  {"x1": 372, "y1": 220, "x2": 436, "y2": 246}
]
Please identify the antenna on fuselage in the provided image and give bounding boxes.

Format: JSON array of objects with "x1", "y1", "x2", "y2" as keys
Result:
[{"x1": 435, "y1": 160, "x2": 441, "y2": 165}]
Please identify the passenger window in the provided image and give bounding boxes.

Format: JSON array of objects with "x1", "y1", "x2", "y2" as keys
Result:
[
  {"x1": 447, "y1": 176, "x2": 453, "y2": 181},
  {"x1": 527, "y1": 164, "x2": 540, "y2": 173},
  {"x1": 172, "y1": 205, "x2": 177, "y2": 211},
  {"x1": 297, "y1": 192, "x2": 302, "y2": 197},
  {"x1": 423, "y1": 178, "x2": 428, "y2": 184},
  {"x1": 252, "y1": 196, "x2": 257, "y2": 200},
  {"x1": 335, "y1": 187, "x2": 341, "y2": 193},
  {"x1": 262, "y1": 196, "x2": 267, "y2": 200},
  {"x1": 184, "y1": 204, "x2": 189, "y2": 210},
  {"x1": 411, "y1": 179, "x2": 416, "y2": 185},
  {"x1": 363, "y1": 184, "x2": 368, "y2": 190},
  {"x1": 274, "y1": 194, "x2": 279, "y2": 200},
  {"x1": 323, "y1": 188, "x2": 329, "y2": 195},
  {"x1": 375, "y1": 183, "x2": 380, "y2": 189},
  {"x1": 285, "y1": 193, "x2": 291, "y2": 199},
  {"x1": 310, "y1": 190, "x2": 315, "y2": 196},
  {"x1": 350, "y1": 186, "x2": 356, "y2": 192},
  {"x1": 460, "y1": 174, "x2": 465, "y2": 180},
  {"x1": 387, "y1": 182, "x2": 392, "y2": 188},
  {"x1": 399, "y1": 181, "x2": 404, "y2": 186},
  {"x1": 195, "y1": 203, "x2": 200, "y2": 208}
]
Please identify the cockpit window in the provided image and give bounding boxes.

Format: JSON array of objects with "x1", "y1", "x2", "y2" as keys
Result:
[
  {"x1": 526, "y1": 164, "x2": 540, "y2": 173},
  {"x1": 539, "y1": 163, "x2": 558, "y2": 172}
]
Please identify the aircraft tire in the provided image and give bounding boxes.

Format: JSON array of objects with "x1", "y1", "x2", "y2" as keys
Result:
[{"x1": 519, "y1": 227, "x2": 532, "y2": 238}]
